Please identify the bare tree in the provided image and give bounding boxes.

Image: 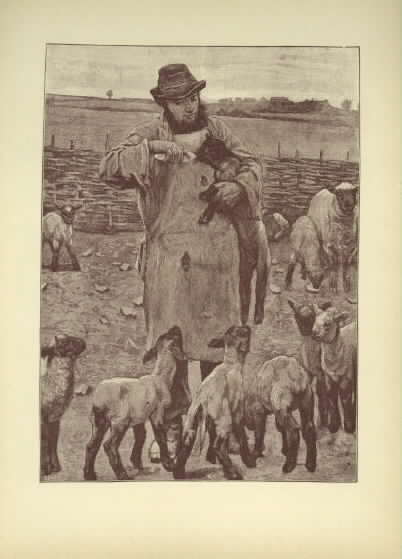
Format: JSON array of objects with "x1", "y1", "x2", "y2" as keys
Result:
[
  {"x1": 341, "y1": 98, "x2": 352, "y2": 111},
  {"x1": 106, "y1": 89, "x2": 113, "y2": 100}
]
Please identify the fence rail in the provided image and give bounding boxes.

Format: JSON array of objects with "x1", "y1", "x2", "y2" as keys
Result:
[{"x1": 42, "y1": 142, "x2": 360, "y2": 234}]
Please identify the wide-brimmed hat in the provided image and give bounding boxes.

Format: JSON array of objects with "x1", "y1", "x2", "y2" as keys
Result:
[{"x1": 150, "y1": 64, "x2": 206, "y2": 102}]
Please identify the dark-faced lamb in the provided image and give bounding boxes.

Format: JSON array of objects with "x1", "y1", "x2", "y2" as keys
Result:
[
  {"x1": 307, "y1": 182, "x2": 358, "y2": 294},
  {"x1": 311, "y1": 304, "x2": 357, "y2": 434},
  {"x1": 40, "y1": 335, "x2": 86, "y2": 477},
  {"x1": 196, "y1": 137, "x2": 270, "y2": 325},
  {"x1": 262, "y1": 211, "x2": 290, "y2": 241},
  {"x1": 174, "y1": 325, "x2": 257, "y2": 480},
  {"x1": 83, "y1": 326, "x2": 187, "y2": 481},
  {"x1": 288, "y1": 298, "x2": 333, "y2": 428},
  {"x1": 42, "y1": 202, "x2": 82, "y2": 271},
  {"x1": 244, "y1": 354, "x2": 317, "y2": 474},
  {"x1": 285, "y1": 216, "x2": 325, "y2": 293}
]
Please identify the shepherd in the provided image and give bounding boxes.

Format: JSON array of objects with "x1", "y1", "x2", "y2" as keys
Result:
[{"x1": 99, "y1": 64, "x2": 266, "y2": 457}]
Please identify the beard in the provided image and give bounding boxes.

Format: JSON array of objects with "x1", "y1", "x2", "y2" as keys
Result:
[{"x1": 163, "y1": 102, "x2": 209, "y2": 134}]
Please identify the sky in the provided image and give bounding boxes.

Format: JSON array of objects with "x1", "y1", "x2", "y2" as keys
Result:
[{"x1": 46, "y1": 45, "x2": 359, "y2": 109}]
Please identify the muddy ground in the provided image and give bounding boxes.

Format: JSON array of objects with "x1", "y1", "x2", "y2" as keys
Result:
[{"x1": 40, "y1": 231, "x2": 357, "y2": 483}]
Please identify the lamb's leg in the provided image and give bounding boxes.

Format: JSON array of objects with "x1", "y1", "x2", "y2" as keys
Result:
[
  {"x1": 198, "y1": 203, "x2": 218, "y2": 225},
  {"x1": 66, "y1": 243, "x2": 81, "y2": 271},
  {"x1": 130, "y1": 423, "x2": 146, "y2": 470},
  {"x1": 275, "y1": 415, "x2": 288, "y2": 457},
  {"x1": 233, "y1": 421, "x2": 257, "y2": 468},
  {"x1": 275, "y1": 410, "x2": 300, "y2": 474},
  {"x1": 214, "y1": 436, "x2": 243, "y2": 480},
  {"x1": 84, "y1": 406, "x2": 109, "y2": 481},
  {"x1": 50, "y1": 241, "x2": 60, "y2": 272},
  {"x1": 253, "y1": 412, "x2": 267, "y2": 458},
  {"x1": 299, "y1": 386, "x2": 317, "y2": 472},
  {"x1": 40, "y1": 421, "x2": 52, "y2": 477},
  {"x1": 48, "y1": 420, "x2": 61, "y2": 473},
  {"x1": 326, "y1": 377, "x2": 341, "y2": 434},
  {"x1": 316, "y1": 374, "x2": 329, "y2": 429},
  {"x1": 103, "y1": 421, "x2": 130, "y2": 480},
  {"x1": 173, "y1": 408, "x2": 201, "y2": 479},
  {"x1": 150, "y1": 419, "x2": 175, "y2": 473},
  {"x1": 254, "y1": 256, "x2": 268, "y2": 325},
  {"x1": 205, "y1": 415, "x2": 217, "y2": 464},
  {"x1": 285, "y1": 252, "x2": 297, "y2": 289},
  {"x1": 339, "y1": 379, "x2": 356, "y2": 434},
  {"x1": 238, "y1": 248, "x2": 253, "y2": 325}
]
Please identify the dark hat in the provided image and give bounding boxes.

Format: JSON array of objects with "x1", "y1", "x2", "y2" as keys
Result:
[{"x1": 150, "y1": 64, "x2": 206, "y2": 102}]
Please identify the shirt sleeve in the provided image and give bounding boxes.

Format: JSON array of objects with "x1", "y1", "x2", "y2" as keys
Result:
[{"x1": 207, "y1": 116, "x2": 264, "y2": 219}]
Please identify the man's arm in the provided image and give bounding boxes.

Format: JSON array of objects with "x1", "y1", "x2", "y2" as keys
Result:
[{"x1": 207, "y1": 116, "x2": 263, "y2": 217}]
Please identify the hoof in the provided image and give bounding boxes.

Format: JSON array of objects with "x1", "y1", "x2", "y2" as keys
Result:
[
  {"x1": 328, "y1": 423, "x2": 340, "y2": 434},
  {"x1": 116, "y1": 471, "x2": 130, "y2": 481},
  {"x1": 84, "y1": 470, "x2": 97, "y2": 481},
  {"x1": 41, "y1": 464, "x2": 52, "y2": 476},
  {"x1": 254, "y1": 314, "x2": 264, "y2": 325},
  {"x1": 173, "y1": 467, "x2": 186, "y2": 480},
  {"x1": 225, "y1": 469, "x2": 243, "y2": 480},
  {"x1": 206, "y1": 448, "x2": 216, "y2": 464},
  {"x1": 306, "y1": 460, "x2": 317, "y2": 473},
  {"x1": 243, "y1": 455, "x2": 257, "y2": 468},
  {"x1": 161, "y1": 458, "x2": 175, "y2": 473},
  {"x1": 282, "y1": 461, "x2": 296, "y2": 474},
  {"x1": 50, "y1": 463, "x2": 61, "y2": 474}
]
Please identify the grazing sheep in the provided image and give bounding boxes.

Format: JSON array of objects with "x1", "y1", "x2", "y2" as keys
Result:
[
  {"x1": 263, "y1": 211, "x2": 290, "y2": 241},
  {"x1": 244, "y1": 355, "x2": 317, "y2": 474},
  {"x1": 40, "y1": 335, "x2": 86, "y2": 477},
  {"x1": 174, "y1": 325, "x2": 256, "y2": 480},
  {"x1": 197, "y1": 137, "x2": 270, "y2": 325},
  {"x1": 83, "y1": 326, "x2": 187, "y2": 481},
  {"x1": 307, "y1": 183, "x2": 358, "y2": 293},
  {"x1": 42, "y1": 202, "x2": 83, "y2": 271},
  {"x1": 312, "y1": 305, "x2": 357, "y2": 434},
  {"x1": 285, "y1": 216, "x2": 325, "y2": 293},
  {"x1": 288, "y1": 299, "x2": 333, "y2": 428}
]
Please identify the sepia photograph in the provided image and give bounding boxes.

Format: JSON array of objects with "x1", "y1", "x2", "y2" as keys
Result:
[{"x1": 40, "y1": 45, "x2": 360, "y2": 482}]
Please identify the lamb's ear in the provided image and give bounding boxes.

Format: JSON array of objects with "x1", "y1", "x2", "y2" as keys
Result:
[
  {"x1": 208, "y1": 337, "x2": 225, "y2": 348},
  {"x1": 335, "y1": 311, "x2": 349, "y2": 324},
  {"x1": 287, "y1": 299, "x2": 297, "y2": 312},
  {"x1": 170, "y1": 345, "x2": 187, "y2": 361},
  {"x1": 319, "y1": 301, "x2": 333, "y2": 311},
  {"x1": 142, "y1": 346, "x2": 157, "y2": 364}
]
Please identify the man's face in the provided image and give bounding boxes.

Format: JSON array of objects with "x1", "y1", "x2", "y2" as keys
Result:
[{"x1": 165, "y1": 93, "x2": 200, "y2": 129}]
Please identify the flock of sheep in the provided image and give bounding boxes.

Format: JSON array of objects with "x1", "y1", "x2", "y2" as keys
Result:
[{"x1": 40, "y1": 180, "x2": 358, "y2": 481}]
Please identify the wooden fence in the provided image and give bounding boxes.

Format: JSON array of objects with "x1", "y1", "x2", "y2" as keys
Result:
[{"x1": 42, "y1": 140, "x2": 359, "y2": 234}]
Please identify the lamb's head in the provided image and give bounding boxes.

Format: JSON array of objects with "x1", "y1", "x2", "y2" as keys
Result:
[
  {"x1": 53, "y1": 335, "x2": 86, "y2": 358},
  {"x1": 288, "y1": 299, "x2": 332, "y2": 336},
  {"x1": 311, "y1": 305, "x2": 349, "y2": 343},
  {"x1": 208, "y1": 325, "x2": 251, "y2": 356},
  {"x1": 142, "y1": 326, "x2": 187, "y2": 369},
  {"x1": 334, "y1": 182, "x2": 358, "y2": 216},
  {"x1": 56, "y1": 202, "x2": 83, "y2": 224},
  {"x1": 306, "y1": 266, "x2": 325, "y2": 291}
]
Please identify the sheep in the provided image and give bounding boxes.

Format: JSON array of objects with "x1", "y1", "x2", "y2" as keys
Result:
[
  {"x1": 83, "y1": 326, "x2": 187, "y2": 481},
  {"x1": 311, "y1": 304, "x2": 357, "y2": 434},
  {"x1": 262, "y1": 211, "x2": 290, "y2": 242},
  {"x1": 40, "y1": 334, "x2": 86, "y2": 477},
  {"x1": 285, "y1": 216, "x2": 325, "y2": 293},
  {"x1": 173, "y1": 325, "x2": 257, "y2": 480},
  {"x1": 307, "y1": 183, "x2": 358, "y2": 294},
  {"x1": 42, "y1": 202, "x2": 83, "y2": 272},
  {"x1": 197, "y1": 137, "x2": 270, "y2": 325},
  {"x1": 244, "y1": 354, "x2": 317, "y2": 474},
  {"x1": 287, "y1": 299, "x2": 333, "y2": 428}
]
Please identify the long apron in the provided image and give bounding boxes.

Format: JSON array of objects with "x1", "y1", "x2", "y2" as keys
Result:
[{"x1": 143, "y1": 158, "x2": 241, "y2": 363}]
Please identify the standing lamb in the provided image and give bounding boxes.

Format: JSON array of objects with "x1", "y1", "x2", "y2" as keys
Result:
[
  {"x1": 83, "y1": 326, "x2": 187, "y2": 481},
  {"x1": 307, "y1": 182, "x2": 358, "y2": 293},
  {"x1": 174, "y1": 325, "x2": 257, "y2": 480},
  {"x1": 42, "y1": 202, "x2": 83, "y2": 272},
  {"x1": 285, "y1": 216, "x2": 325, "y2": 293},
  {"x1": 311, "y1": 304, "x2": 357, "y2": 434},
  {"x1": 288, "y1": 299, "x2": 332, "y2": 428},
  {"x1": 244, "y1": 355, "x2": 317, "y2": 474},
  {"x1": 40, "y1": 334, "x2": 86, "y2": 477}
]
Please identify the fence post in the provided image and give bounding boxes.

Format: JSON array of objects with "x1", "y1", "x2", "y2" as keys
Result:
[
  {"x1": 295, "y1": 149, "x2": 299, "y2": 160},
  {"x1": 319, "y1": 149, "x2": 323, "y2": 165},
  {"x1": 70, "y1": 139, "x2": 75, "y2": 150},
  {"x1": 51, "y1": 134, "x2": 55, "y2": 149},
  {"x1": 346, "y1": 150, "x2": 350, "y2": 161},
  {"x1": 105, "y1": 133, "x2": 111, "y2": 154},
  {"x1": 277, "y1": 142, "x2": 281, "y2": 160}
]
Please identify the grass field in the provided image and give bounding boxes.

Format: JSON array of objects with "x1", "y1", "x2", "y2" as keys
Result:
[
  {"x1": 41, "y1": 231, "x2": 357, "y2": 483},
  {"x1": 44, "y1": 105, "x2": 359, "y2": 161}
]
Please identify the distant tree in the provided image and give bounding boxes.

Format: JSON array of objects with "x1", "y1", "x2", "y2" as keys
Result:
[
  {"x1": 106, "y1": 89, "x2": 113, "y2": 100},
  {"x1": 341, "y1": 98, "x2": 352, "y2": 111}
]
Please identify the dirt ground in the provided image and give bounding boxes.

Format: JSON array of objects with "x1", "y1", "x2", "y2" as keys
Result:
[{"x1": 41, "y1": 231, "x2": 357, "y2": 483}]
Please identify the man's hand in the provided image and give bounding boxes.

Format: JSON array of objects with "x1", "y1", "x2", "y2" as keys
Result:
[
  {"x1": 212, "y1": 181, "x2": 245, "y2": 209},
  {"x1": 149, "y1": 140, "x2": 184, "y2": 163}
]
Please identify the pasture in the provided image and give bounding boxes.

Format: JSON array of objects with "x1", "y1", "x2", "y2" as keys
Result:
[{"x1": 41, "y1": 231, "x2": 357, "y2": 482}]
